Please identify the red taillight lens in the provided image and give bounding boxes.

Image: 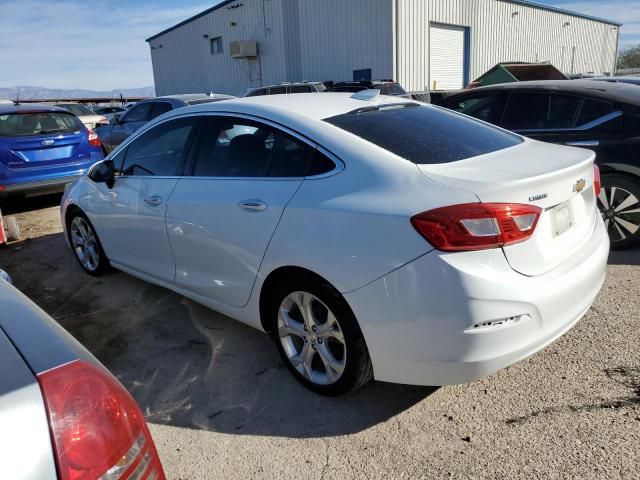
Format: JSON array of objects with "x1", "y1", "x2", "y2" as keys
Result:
[
  {"x1": 87, "y1": 130, "x2": 101, "y2": 148},
  {"x1": 594, "y1": 164, "x2": 601, "y2": 196},
  {"x1": 37, "y1": 360, "x2": 165, "y2": 480},
  {"x1": 411, "y1": 203, "x2": 542, "y2": 252}
]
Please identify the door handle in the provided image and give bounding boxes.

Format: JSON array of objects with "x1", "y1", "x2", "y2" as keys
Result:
[
  {"x1": 566, "y1": 140, "x2": 599, "y2": 147},
  {"x1": 144, "y1": 195, "x2": 163, "y2": 206},
  {"x1": 237, "y1": 199, "x2": 267, "y2": 212}
]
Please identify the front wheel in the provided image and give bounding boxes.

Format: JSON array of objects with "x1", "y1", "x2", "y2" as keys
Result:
[
  {"x1": 67, "y1": 211, "x2": 110, "y2": 275},
  {"x1": 597, "y1": 174, "x2": 640, "y2": 250},
  {"x1": 269, "y1": 276, "x2": 373, "y2": 396}
]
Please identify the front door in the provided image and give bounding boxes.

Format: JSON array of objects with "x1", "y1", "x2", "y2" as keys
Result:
[
  {"x1": 166, "y1": 115, "x2": 316, "y2": 308},
  {"x1": 107, "y1": 102, "x2": 153, "y2": 151},
  {"x1": 89, "y1": 115, "x2": 200, "y2": 282}
]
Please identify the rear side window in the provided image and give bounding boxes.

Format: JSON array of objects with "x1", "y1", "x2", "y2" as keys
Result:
[
  {"x1": 502, "y1": 93, "x2": 580, "y2": 130},
  {"x1": 290, "y1": 85, "x2": 312, "y2": 93},
  {"x1": 121, "y1": 117, "x2": 198, "y2": 176},
  {"x1": 324, "y1": 104, "x2": 522, "y2": 165},
  {"x1": 190, "y1": 117, "x2": 315, "y2": 177},
  {"x1": 149, "y1": 102, "x2": 172, "y2": 120},
  {"x1": 578, "y1": 98, "x2": 613, "y2": 125},
  {"x1": 0, "y1": 112, "x2": 83, "y2": 137},
  {"x1": 270, "y1": 86, "x2": 287, "y2": 95}
]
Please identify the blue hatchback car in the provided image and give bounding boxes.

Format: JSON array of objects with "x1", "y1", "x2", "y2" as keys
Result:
[{"x1": 0, "y1": 104, "x2": 103, "y2": 198}]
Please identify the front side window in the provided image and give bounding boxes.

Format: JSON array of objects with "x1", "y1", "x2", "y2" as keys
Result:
[
  {"x1": 502, "y1": 92, "x2": 580, "y2": 130},
  {"x1": 325, "y1": 104, "x2": 522, "y2": 165},
  {"x1": 442, "y1": 93, "x2": 506, "y2": 124},
  {"x1": 122, "y1": 103, "x2": 152, "y2": 124},
  {"x1": 190, "y1": 117, "x2": 315, "y2": 177},
  {"x1": 269, "y1": 86, "x2": 287, "y2": 95},
  {"x1": 149, "y1": 102, "x2": 173, "y2": 120},
  {"x1": 290, "y1": 85, "x2": 312, "y2": 93},
  {"x1": 210, "y1": 36, "x2": 223, "y2": 54},
  {"x1": 120, "y1": 117, "x2": 198, "y2": 176}
]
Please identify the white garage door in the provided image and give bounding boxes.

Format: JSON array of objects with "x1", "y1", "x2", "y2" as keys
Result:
[{"x1": 429, "y1": 24, "x2": 466, "y2": 90}]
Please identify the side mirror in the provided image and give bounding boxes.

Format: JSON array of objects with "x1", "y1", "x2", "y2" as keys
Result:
[
  {"x1": 89, "y1": 159, "x2": 115, "y2": 188},
  {"x1": 110, "y1": 115, "x2": 121, "y2": 125}
]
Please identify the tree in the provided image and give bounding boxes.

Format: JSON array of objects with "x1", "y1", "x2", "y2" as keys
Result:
[{"x1": 617, "y1": 44, "x2": 640, "y2": 69}]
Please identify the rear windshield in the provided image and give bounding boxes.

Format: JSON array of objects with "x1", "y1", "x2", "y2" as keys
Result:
[
  {"x1": 0, "y1": 112, "x2": 84, "y2": 137},
  {"x1": 324, "y1": 104, "x2": 522, "y2": 164},
  {"x1": 55, "y1": 103, "x2": 95, "y2": 116}
]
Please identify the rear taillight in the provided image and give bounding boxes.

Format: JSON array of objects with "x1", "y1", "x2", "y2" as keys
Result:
[
  {"x1": 37, "y1": 360, "x2": 165, "y2": 480},
  {"x1": 411, "y1": 203, "x2": 542, "y2": 252},
  {"x1": 594, "y1": 164, "x2": 601, "y2": 196},
  {"x1": 87, "y1": 130, "x2": 101, "y2": 148}
]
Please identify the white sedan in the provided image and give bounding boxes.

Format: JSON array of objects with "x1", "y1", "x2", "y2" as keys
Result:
[{"x1": 61, "y1": 91, "x2": 609, "y2": 396}]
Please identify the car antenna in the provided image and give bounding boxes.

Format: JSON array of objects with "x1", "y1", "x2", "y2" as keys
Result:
[{"x1": 14, "y1": 87, "x2": 20, "y2": 106}]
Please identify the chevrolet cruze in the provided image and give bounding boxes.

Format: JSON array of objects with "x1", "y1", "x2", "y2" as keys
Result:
[{"x1": 61, "y1": 91, "x2": 609, "y2": 395}]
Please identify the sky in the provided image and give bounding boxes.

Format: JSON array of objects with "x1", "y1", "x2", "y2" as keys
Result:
[{"x1": 0, "y1": 0, "x2": 636, "y2": 91}]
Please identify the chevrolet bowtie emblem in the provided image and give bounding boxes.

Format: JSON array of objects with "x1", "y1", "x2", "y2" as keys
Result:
[{"x1": 573, "y1": 179, "x2": 586, "y2": 193}]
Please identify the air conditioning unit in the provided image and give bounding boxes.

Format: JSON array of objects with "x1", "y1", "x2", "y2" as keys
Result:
[{"x1": 230, "y1": 40, "x2": 258, "y2": 59}]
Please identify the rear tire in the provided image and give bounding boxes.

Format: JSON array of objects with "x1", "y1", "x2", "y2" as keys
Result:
[
  {"x1": 598, "y1": 174, "x2": 640, "y2": 250},
  {"x1": 268, "y1": 275, "x2": 373, "y2": 396},
  {"x1": 67, "y1": 210, "x2": 110, "y2": 276}
]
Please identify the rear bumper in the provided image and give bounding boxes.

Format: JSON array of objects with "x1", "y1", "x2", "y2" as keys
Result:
[
  {"x1": 345, "y1": 215, "x2": 609, "y2": 386},
  {"x1": 0, "y1": 175, "x2": 82, "y2": 198}
]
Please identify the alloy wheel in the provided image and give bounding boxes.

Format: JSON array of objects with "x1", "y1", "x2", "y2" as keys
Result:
[
  {"x1": 278, "y1": 291, "x2": 347, "y2": 385},
  {"x1": 597, "y1": 186, "x2": 640, "y2": 243},
  {"x1": 70, "y1": 217, "x2": 100, "y2": 272}
]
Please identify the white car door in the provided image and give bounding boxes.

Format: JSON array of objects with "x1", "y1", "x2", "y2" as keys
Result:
[
  {"x1": 89, "y1": 116, "x2": 201, "y2": 283},
  {"x1": 165, "y1": 115, "x2": 318, "y2": 308}
]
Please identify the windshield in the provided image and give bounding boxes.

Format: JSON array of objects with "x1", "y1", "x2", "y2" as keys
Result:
[
  {"x1": 55, "y1": 103, "x2": 95, "y2": 116},
  {"x1": 0, "y1": 112, "x2": 84, "y2": 137},
  {"x1": 324, "y1": 104, "x2": 522, "y2": 164}
]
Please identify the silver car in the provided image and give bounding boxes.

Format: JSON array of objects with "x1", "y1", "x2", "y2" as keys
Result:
[{"x1": 0, "y1": 271, "x2": 166, "y2": 480}]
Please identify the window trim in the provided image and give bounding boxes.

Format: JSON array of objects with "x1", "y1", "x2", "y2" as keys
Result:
[{"x1": 210, "y1": 36, "x2": 223, "y2": 55}]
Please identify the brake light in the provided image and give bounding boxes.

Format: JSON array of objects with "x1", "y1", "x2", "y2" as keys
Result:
[
  {"x1": 594, "y1": 164, "x2": 601, "y2": 196},
  {"x1": 87, "y1": 129, "x2": 101, "y2": 148},
  {"x1": 37, "y1": 360, "x2": 165, "y2": 480},
  {"x1": 411, "y1": 203, "x2": 542, "y2": 252}
]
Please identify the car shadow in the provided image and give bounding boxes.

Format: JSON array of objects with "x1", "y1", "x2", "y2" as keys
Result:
[
  {"x1": 1, "y1": 232, "x2": 437, "y2": 439},
  {"x1": 0, "y1": 192, "x2": 63, "y2": 215},
  {"x1": 608, "y1": 245, "x2": 640, "y2": 266}
]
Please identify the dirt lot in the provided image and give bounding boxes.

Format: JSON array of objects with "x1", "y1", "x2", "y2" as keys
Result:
[{"x1": 1, "y1": 196, "x2": 639, "y2": 480}]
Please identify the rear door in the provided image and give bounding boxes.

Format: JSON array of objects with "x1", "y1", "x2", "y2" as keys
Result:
[
  {"x1": 89, "y1": 116, "x2": 200, "y2": 282},
  {"x1": 108, "y1": 102, "x2": 153, "y2": 150},
  {"x1": 166, "y1": 115, "x2": 315, "y2": 307}
]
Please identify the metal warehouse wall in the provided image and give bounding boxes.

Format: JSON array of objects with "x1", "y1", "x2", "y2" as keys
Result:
[
  {"x1": 396, "y1": 0, "x2": 620, "y2": 91},
  {"x1": 149, "y1": 0, "x2": 291, "y2": 96}
]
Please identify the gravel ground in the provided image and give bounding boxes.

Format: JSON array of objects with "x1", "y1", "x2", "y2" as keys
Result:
[{"x1": 1, "y1": 198, "x2": 638, "y2": 480}]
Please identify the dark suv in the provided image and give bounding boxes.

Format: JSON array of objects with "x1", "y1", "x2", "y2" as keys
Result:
[
  {"x1": 244, "y1": 82, "x2": 327, "y2": 96},
  {"x1": 437, "y1": 80, "x2": 640, "y2": 249},
  {"x1": 327, "y1": 81, "x2": 410, "y2": 98}
]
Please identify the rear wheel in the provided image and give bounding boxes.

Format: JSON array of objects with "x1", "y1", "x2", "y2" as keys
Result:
[
  {"x1": 67, "y1": 211, "x2": 110, "y2": 275},
  {"x1": 597, "y1": 174, "x2": 640, "y2": 250},
  {"x1": 269, "y1": 276, "x2": 373, "y2": 396}
]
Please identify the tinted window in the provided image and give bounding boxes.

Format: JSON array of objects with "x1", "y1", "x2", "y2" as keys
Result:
[
  {"x1": 325, "y1": 104, "x2": 522, "y2": 165},
  {"x1": 290, "y1": 85, "x2": 313, "y2": 93},
  {"x1": 502, "y1": 93, "x2": 580, "y2": 130},
  {"x1": 123, "y1": 103, "x2": 152, "y2": 123},
  {"x1": 578, "y1": 98, "x2": 613, "y2": 125},
  {"x1": 0, "y1": 112, "x2": 83, "y2": 137},
  {"x1": 121, "y1": 117, "x2": 197, "y2": 176},
  {"x1": 269, "y1": 86, "x2": 287, "y2": 95},
  {"x1": 191, "y1": 117, "x2": 314, "y2": 177},
  {"x1": 149, "y1": 102, "x2": 173, "y2": 120},
  {"x1": 443, "y1": 93, "x2": 506, "y2": 123},
  {"x1": 307, "y1": 150, "x2": 336, "y2": 176}
]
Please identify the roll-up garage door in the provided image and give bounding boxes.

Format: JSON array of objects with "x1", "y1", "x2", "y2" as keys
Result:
[{"x1": 429, "y1": 24, "x2": 466, "y2": 90}]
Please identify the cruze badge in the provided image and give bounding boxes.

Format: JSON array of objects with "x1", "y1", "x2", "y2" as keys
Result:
[
  {"x1": 529, "y1": 193, "x2": 548, "y2": 202},
  {"x1": 573, "y1": 179, "x2": 586, "y2": 193},
  {"x1": 42, "y1": 139, "x2": 55, "y2": 146}
]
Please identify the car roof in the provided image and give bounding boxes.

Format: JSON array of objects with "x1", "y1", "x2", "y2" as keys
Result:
[
  {"x1": 155, "y1": 93, "x2": 235, "y2": 102},
  {"x1": 179, "y1": 92, "x2": 414, "y2": 121},
  {"x1": 460, "y1": 80, "x2": 640, "y2": 104},
  {"x1": 0, "y1": 103, "x2": 70, "y2": 115}
]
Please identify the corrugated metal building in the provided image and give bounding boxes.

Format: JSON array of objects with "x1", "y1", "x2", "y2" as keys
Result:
[{"x1": 146, "y1": 0, "x2": 621, "y2": 96}]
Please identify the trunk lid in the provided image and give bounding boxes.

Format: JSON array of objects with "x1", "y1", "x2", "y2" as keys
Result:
[
  {"x1": 418, "y1": 140, "x2": 598, "y2": 276},
  {"x1": 0, "y1": 131, "x2": 86, "y2": 169}
]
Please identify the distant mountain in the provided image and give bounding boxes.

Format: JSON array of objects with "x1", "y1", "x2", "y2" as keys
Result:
[{"x1": 0, "y1": 86, "x2": 155, "y2": 101}]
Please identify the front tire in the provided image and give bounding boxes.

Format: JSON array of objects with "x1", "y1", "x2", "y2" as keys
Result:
[
  {"x1": 268, "y1": 276, "x2": 373, "y2": 396},
  {"x1": 67, "y1": 211, "x2": 110, "y2": 276},
  {"x1": 598, "y1": 174, "x2": 640, "y2": 250}
]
